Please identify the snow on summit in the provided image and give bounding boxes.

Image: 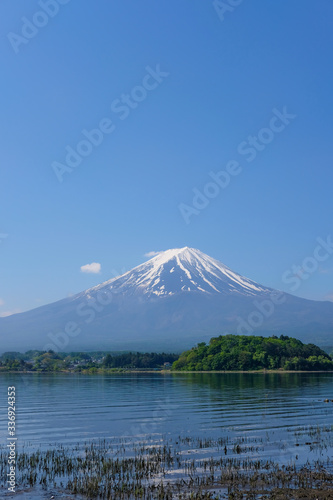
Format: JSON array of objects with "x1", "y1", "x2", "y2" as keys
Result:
[
  {"x1": 87, "y1": 247, "x2": 272, "y2": 298},
  {"x1": 2, "y1": 246, "x2": 333, "y2": 352}
]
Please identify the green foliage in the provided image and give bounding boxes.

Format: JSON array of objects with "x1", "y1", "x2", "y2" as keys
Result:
[
  {"x1": 32, "y1": 351, "x2": 65, "y2": 372},
  {"x1": 0, "y1": 350, "x2": 179, "y2": 372},
  {"x1": 172, "y1": 335, "x2": 333, "y2": 372},
  {"x1": 102, "y1": 352, "x2": 178, "y2": 369},
  {"x1": 0, "y1": 358, "x2": 33, "y2": 371},
  {"x1": 1, "y1": 351, "x2": 27, "y2": 361}
]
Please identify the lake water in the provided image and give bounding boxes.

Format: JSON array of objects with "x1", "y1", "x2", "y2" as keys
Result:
[{"x1": 1, "y1": 371, "x2": 333, "y2": 470}]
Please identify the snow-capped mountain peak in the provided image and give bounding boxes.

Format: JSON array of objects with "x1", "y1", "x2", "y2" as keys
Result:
[
  {"x1": 87, "y1": 247, "x2": 272, "y2": 298},
  {"x1": 2, "y1": 246, "x2": 333, "y2": 352}
]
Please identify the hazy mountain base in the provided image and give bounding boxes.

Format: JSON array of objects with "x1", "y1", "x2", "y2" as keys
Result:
[{"x1": 1, "y1": 292, "x2": 333, "y2": 353}]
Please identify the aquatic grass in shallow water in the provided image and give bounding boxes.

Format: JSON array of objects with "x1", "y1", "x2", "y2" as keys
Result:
[{"x1": 1, "y1": 429, "x2": 333, "y2": 499}]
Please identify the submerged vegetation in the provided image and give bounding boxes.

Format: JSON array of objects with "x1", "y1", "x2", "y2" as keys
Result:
[
  {"x1": 172, "y1": 334, "x2": 333, "y2": 371},
  {"x1": 2, "y1": 429, "x2": 333, "y2": 499}
]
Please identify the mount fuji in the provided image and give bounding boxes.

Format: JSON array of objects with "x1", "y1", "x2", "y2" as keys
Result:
[
  {"x1": 90, "y1": 247, "x2": 273, "y2": 298},
  {"x1": 1, "y1": 247, "x2": 333, "y2": 352}
]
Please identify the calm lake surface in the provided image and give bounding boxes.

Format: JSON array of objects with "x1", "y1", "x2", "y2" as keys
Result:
[{"x1": 1, "y1": 372, "x2": 333, "y2": 467}]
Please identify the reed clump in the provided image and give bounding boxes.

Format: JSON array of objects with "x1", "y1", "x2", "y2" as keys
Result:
[{"x1": 1, "y1": 429, "x2": 333, "y2": 499}]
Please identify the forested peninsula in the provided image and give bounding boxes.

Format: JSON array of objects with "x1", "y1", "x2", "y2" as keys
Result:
[
  {"x1": 1, "y1": 335, "x2": 332, "y2": 373},
  {"x1": 172, "y1": 334, "x2": 333, "y2": 371}
]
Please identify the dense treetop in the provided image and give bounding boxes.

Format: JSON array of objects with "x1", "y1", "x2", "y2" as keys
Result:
[
  {"x1": 0, "y1": 350, "x2": 178, "y2": 372},
  {"x1": 102, "y1": 352, "x2": 178, "y2": 369},
  {"x1": 172, "y1": 335, "x2": 333, "y2": 371}
]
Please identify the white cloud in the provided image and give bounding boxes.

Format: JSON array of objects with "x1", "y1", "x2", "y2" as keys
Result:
[
  {"x1": 80, "y1": 262, "x2": 101, "y2": 274},
  {"x1": 0, "y1": 309, "x2": 21, "y2": 317},
  {"x1": 0, "y1": 298, "x2": 4, "y2": 306},
  {"x1": 144, "y1": 251, "x2": 161, "y2": 258},
  {"x1": 324, "y1": 293, "x2": 333, "y2": 302}
]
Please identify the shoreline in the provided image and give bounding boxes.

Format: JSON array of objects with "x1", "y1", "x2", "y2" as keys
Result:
[{"x1": 1, "y1": 369, "x2": 333, "y2": 374}]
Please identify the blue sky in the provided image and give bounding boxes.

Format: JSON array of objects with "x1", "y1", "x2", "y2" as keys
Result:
[{"x1": 1, "y1": 0, "x2": 333, "y2": 315}]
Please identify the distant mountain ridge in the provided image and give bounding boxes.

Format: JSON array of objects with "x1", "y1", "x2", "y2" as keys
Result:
[{"x1": 0, "y1": 247, "x2": 332, "y2": 352}]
